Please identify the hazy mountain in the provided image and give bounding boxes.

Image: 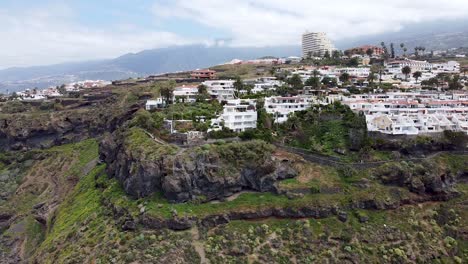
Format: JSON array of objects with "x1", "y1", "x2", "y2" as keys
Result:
[
  {"x1": 0, "y1": 45, "x2": 300, "y2": 93},
  {"x1": 1, "y1": 19, "x2": 468, "y2": 94},
  {"x1": 335, "y1": 19, "x2": 468, "y2": 52}
]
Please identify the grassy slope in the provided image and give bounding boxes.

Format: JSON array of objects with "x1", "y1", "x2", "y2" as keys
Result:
[
  {"x1": 20, "y1": 137, "x2": 465, "y2": 263},
  {"x1": 2, "y1": 134, "x2": 466, "y2": 263}
]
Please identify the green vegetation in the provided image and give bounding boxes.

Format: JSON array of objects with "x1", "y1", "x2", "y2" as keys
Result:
[
  {"x1": 278, "y1": 101, "x2": 368, "y2": 156},
  {"x1": 124, "y1": 127, "x2": 178, "y2": 160}
]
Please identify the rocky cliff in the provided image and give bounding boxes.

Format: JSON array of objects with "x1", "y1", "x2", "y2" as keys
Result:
[
  {"x1": 0, "y1": 100, "x2": 139, "y2": 151},
  {"x1": 100, "y1": 127, "x2": 297, "y2": 203}
]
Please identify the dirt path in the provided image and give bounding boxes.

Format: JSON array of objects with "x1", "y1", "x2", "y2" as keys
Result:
[{"x1": 190, "y1": 226, "x2": 209, "y2": 264}]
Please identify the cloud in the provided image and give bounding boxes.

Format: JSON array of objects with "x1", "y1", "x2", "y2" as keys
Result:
[
  {"x1": 151, "y1": 0, "x2": 468, "y2": 46},
  {"x1": 0, "y1": 4, "x2": 198, "y2": 69},
  {"x1": 2, "y1": 0, "x2": 468, "y2": 68}
]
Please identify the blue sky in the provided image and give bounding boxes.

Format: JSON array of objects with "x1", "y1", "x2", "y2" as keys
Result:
[{"x1": 1, "y1": 0, "x2": 468, "y2": 69}]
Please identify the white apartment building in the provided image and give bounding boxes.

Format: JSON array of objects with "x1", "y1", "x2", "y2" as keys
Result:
[
  {"x1": 432, "y1": 61, "x2": 460, "y2": 74},
  {"x1": 335, "y1": 67, "x2": 370, "y2": 78},
  {"x1": 202, "y1": 80, "x2": 236, "y2": 101},
  {"x1": 367, "y1": 113, "x2": 464, "y2": 135},
  {"x1": 264, "y1": 96, "x2": 316, "y2": 123},
  {"x1": 302, "y1": 32, "x2": 336, "y2": 58},
  {"x1": 386, "y1": 59, "x2": 460, "y2": 76},
  {"x1": 210, "y1": 99, "x2": 257, "y2": 132},
  {"x1": 173, "y1": 85, "x2": 199, "y2": 103},
  {"x1": 341, "y1": 92, "x2": 468, "y2": 135},
  {"x1": 249, "y1": 77, "x2": 283, "y2": 94}
]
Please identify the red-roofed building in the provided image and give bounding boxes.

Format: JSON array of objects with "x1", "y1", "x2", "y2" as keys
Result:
[{"x1": 191, "y1": 69, "x2": 216, "y2": 79}]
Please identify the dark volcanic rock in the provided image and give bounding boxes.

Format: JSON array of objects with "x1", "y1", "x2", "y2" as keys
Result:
[
  {"x1": 0, "y1": 98, "x2": 140, "y2": 151},
  {"x1": 374, "y1": 161, "x2": 462, "y2": 199},
  {"x1": 100, "y1": 129, "x2": 297, "y2": 203}
]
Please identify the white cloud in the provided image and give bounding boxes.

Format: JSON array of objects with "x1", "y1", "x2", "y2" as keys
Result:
[
  {"x1": 0, "y1": 5, "x2": 198, "y2": 69},
  {"x1": 2, "y1": 0, "x2": 468, "y2": 68},
  {"x1": 152, "y1": 0, "x2": 468, "y2": 46}
]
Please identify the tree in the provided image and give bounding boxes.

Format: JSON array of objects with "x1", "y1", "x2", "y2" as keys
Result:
[
  {"x1": 305, "y1": 76, "x2": 321, "y2": 88},
  {"x1": 324, "y1": 50, "x2": 331, "y2": 59},
  {"x1": 346, "y1": 57, "x2": 359, "y2": 67},
  {"x1": 57, "y1": 84, "x2": 67, "y2": 95},
  {"x1": 366, "y1": 48, "x2": 374, "y2": 57},
  {"x1": 159, "y1": 80, "x2": 176, "y2": 105},
  {"x1": 339, "y1": 73, "x2": 350, "y2": 84},
  {"x1": 344, "y1": 50, "x2": 351, "y2": 58},
  {"x1": 367, "y1": 72, "x2": 376, "y2": 86},
  {"x1": 332, "y1": 50, "x2": 341, "y2": 59},
  {"x1": 288, "y1": 74, "x2": 303, "y2": 90},
  {"x1": 390, "y1": 43, "x2": 395, "y2": 58},
  {"x1": 412, "y1": 71, "x2": 422, "y2": 83},
  {"x1": 197, "y1": 84, "x2": 208, "y2": 95},
  {"x1": 402, "y1": 66, "x2": 412, "y2": 81},
  {"x1": 233, "y1": 76, "x2": 244, "y2": 97},
  {"x1": 448, "y1": 75, "x2": 463, "y2": 90},
  {"x1": 400, "y1": 43, "x2": 406, "y2": 57},
  {"x1": 321, "y1": 76, "x2": 336, "y2": 87}
]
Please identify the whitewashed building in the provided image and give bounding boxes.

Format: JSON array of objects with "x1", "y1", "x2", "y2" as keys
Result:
[
  {"x1": 173, "y1": 85, "x2": 199, "y2": 103},
  {"x1": 342, "y1": 92, "x2": 468, "y2": 135},
  {"x1": 264, "y1": 96, "x2": 316, "y2": 123},
  {"x1": 210, "y1": 99, "x2": 257, "y2": 132},
  {"x1": 202, "y1": 80, "x2": 236, "y2": 101}
]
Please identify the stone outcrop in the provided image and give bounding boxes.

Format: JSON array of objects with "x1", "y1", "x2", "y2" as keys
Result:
[
  {"x1": 100, "y1": 128, "x2": 297, "y2": 203},
  {"x1": 373, "y1": 161, "x2": 464, "y2": 199},
  {"x1": 0, "y1": 100, "x2": 139, "y2": 151}
]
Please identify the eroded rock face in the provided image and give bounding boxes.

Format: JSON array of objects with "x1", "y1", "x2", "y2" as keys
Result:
[
  {"x1": 100, "y1": 130, "x2": 297, "y2": 203},
  {"x1": 374, "y1": 161, "x2": 462, "y2": 199},
  {"x1": 0, "y1": 101, "x2": 139, "y2": 151}
]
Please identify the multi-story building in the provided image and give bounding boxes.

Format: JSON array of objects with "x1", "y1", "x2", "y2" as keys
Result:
[
  {"x1": 202, "y1": 80, "x2": 236, "y2": 101},
  {"x1": 386, "y1": 59, "x2": 433, "y2": 75},
  {"x1": 173, "y1": 85, "x2": 199, "y2": 103},
  {"x1": 264, "y1": 96, "x2": 316, "y2": 123},
  {"x1": 210, "y1": 99, "x2": 257, "y2": 132},
  {"x1": 345, "y1": 45, "x2": 384, "y2": 56},
  {"x1": 341, "y1": 92, "x2": 468, "y2": 135},
  {"x1": 302, "y1": 32, "x2": 336, "y2": 58},
  {"x1": 191, "y1": 69, "x2": 216, "y2": 79}
]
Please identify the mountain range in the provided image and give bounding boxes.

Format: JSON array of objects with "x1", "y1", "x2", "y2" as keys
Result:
[{"x1": 1, "y1": 19, "x2": 467, "y2": 93}]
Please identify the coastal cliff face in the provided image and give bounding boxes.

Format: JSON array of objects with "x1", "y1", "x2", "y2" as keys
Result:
[
  {"x1": 100, "y1": 127, "x2": 297, "y2": 203},
  {"x1": 0, "y1": 102, "x2": 139, "y2": 151}
]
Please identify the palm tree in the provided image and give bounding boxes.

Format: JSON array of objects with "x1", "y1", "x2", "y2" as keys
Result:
[
  {"x1": 402, "y1": 66, "x2": 412, "y2": 81},
  {"x1": 400, "y1": 43, "x2": 410, "y2": 58},
  {"x1": 312, "y1": 70, "x2": 320, "y2": 78},
  {"x1": 412, "y1": 71, "x2": 422, "y2": 83},
  {"x1": 233, "y1": 76, "x2": 244, "y2": 98}
]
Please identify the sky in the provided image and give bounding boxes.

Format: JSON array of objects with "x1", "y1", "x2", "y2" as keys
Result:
[{"x1": 1, "y1": 0, "x2": 468, "y2": 69}]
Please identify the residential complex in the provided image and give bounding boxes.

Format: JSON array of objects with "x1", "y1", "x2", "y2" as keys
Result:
[
  {"x1": 342, "y1": 92, "x2": 468, "y2": 135},
  {"x1": 302, "y1": 32, "x2": 335, "y2": 58},
  {"x1": 202, "y1": 80, "x2": 236, "y2": 101},
  {"x1": 210, "y1": 99, "x2": 258, "y2": 132},
  {"x1": 264, "y1": 96, "x2": 317, "y2": 123}
]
